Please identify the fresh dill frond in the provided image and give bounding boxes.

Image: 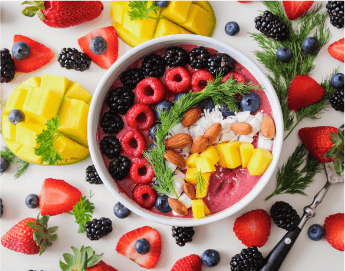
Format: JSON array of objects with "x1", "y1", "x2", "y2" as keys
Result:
[
  {"x1": 128, "y1": 1, "x2": 163, "y2": 21},
  {"x1": 0, "y1": 146, "x2": 16, "y2": 166},
  {"x1": 14, "y1": 159, "x2": 30, "y2": 179},
  {"x1": 0, "y1": 146, "x2": 30, "y2": 178},
  {"x1": 195, "y1": 170, "x2": 206, "y2": 191}
]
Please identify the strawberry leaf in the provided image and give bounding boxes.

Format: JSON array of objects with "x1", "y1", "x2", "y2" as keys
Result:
[
  {"x1": 48, "y1": 226, "x2": 58, "y2": 233},
  {"x1": 334, "y1": 159, "x2": 343, "y2": 176},
  {"x1": 21, "y1": 1, "x2": 46, "y2": 19},
  {"x1": 87, "y1": 254, "x2": 103, "y2": 267},
  {"x1": 63, "y1": 253, "x2": 76, "y2": 266},
  {"x1": 60, "y1": 246, "x2": 103, "y2": 271},
  {"x1": 59, "y1": 261, "x2": 70, "y2": 271}
]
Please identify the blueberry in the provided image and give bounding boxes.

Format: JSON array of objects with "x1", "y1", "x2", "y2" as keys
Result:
[
  {"x1": 25, "y1": 194, "x2": 39, "y2": 209},
  {"x1": 135, "y1": 238, "x2": 151, "y2": 254},
  {"x1": 148, "y1": 122, "x2": 160, "y2": 141},
  {"x1": 240, "y1": 92, "x2": 261, "y2": 113},
  {"x1": 154, "y1": 195, "x2": 172, "y2": 213},
  {"x1": 154, "y1": 99, "x2": 173, "y2": 119},
  {"x1": 113, "y1": 202, "x2": 131, "y2": 219},
  {"x1": 90, "y1": 36, "x2": 108, "y2": 55},
  {"x1": 8, "y1": 109, "x2": 25, "y2": 125},
  {"x1": 155, "y1": 1, "x2": 169, "y2": 8},
  {"x1": 152, "y1": 179, "x2": 159, "y2": 187},
  {"x1": 12, "y1": 42, "x2": 31, "y2": 60},
  {"x1": 174, "y1": 92, "x2": 188, "y2": 102},
  {"x1": 276, "y1": 47, "x2": 292, "y2": 63},
  {"x1": 201, "y1": 249, "x2": 221, "y2": 267},
  {"x1": 302, "y1": 37, "x2": 320, "y2": 54},
  {"x1": 220, "y1": 102, "x2": 239, "y2": 118},
  {"x1": 225, "y1": 22, "x2": 240, "y2": 36},
  {"x1": 199, "y1": 98, "x2": 215, "y2": 112},
  {"x1": 0, "y1": 157, "x2": 10, "y2": 173},
  {"x1": 331, "y1": 73, "x2": 344, "y2": 89},
  {"x1": 308, "y1": 224, "x2": 324, "y2": 241}
]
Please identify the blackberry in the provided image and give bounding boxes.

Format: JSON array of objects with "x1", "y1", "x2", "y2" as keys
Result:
[
  {"x1": 100, "y1": 111, "x2": 124, "y2": 134},
  {"x1": 58, "y1": 48, "x2": 91, "y2": 71},
  {"x1": 109, "y1": 155, "x2": 131, "y2": 180},
  {"x1": 141, "y1": 54, "x2": 165, "y2": 78},
  {"x1": 230, "y1": 246, "x2": 264, "y2": 271},
  {"x1": 107, "y1": 87, "x2": 135, "y2": 114},
  {"x1": 85, "y1": 217, "x2": 112, "y2": 240},
  {"x1": 207, "y1": 53, "x2": 234, "y2": 76},
  {"x1": 121, "y1": 68, "x2": 145, "y2": 89},
  {"x1": 163, "y1": 47, "x2": 188, "y2": 68},
  {"x1": 0, "y1": 198, "x2": 3, "y2": 218},
  {"x1": 270, "y1": 201, "x2": 300, "y2": 231},
  {"x1": 326, "y1": 1, "x2": 344, "y2": 28},
  {"x1": 86, "y1": 165, "x2": 103, "y2": 184},
  {"x1": 254, "y1": 10, "x2": 290, "y2": 41},
  {"x1": 189, "y1": 46, "x2": 210, "y2": 69},
  {"x1": 100, "y1": 136, "x2": 121, "y2": 159},
  {"x1": 330, "y1": 89, "x2": 344, "y2": 112},
  {"x1": 172, "y1": 226, "x2": 195, "y2": 246},
  {"x1": 1, "y1": 49, "x2": 15, "y2": 83}
]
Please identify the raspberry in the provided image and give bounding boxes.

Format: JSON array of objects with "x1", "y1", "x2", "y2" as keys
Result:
[
  {"x1": 135, "y1": 77, "x2": 165, "y2": 104},
  {"x1": 126, "y1": 103, "x2": 155, "y2": 130},
  {"x1": 165, "y1": 66, "x2": 191, "y2": 93},
  {"x1": 132, "y1": 184, "x2": 157, "y2": 209},
  {"x1": 191, "y1": 70, "x2": 214, "y2": 92},
  {"x1": 221, "y1": 72, "x2": 245, "y2": 84},
  {"x1": 120, "y1": 129, "x2": 147, "y2": 158},
  {"x1": 130, "y1": 158, "x2": 155, "y2": 184}
]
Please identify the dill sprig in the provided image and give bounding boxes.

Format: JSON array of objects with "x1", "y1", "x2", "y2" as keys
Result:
[
  {"x1": 0, "y1": 146, "x2": 30, "y2": 178},
  {"x1": 128, "y1": 1, "x2": 163, "y2": 21},
  {"x1": 15, "y1": 159, "x2": 30, "y2": 179},
  {"x1": 195, "y1": 170, "x2": 206, "y2": 191}
]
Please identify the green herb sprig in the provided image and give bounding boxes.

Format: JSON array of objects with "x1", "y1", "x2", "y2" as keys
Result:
[
  {"x1": 325, "y1": 129, "x2": 344, "y2": 176},
  {"x1": 21, "y1": 1, "x2": 46, "y2": 20},
  {"x1": 0, "y1": 146, "x2": 30, "y2": 179},
  {"x1": 195, "y1": 170, "x2": 206, "y2": 192},
  {"x1": 128, "y1": 1, "x2": 163, "y2": 21}
]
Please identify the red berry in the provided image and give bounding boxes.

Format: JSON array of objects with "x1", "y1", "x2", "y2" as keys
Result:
[
  {"x1": 120, "y1": 129, "x2": 147, "y2": 158},
  {"x1": 282, "y1": 1, "x2": 314, "y2": 20},
  {"x1": 136, "y1": 77, "x2": 165, "y2": 104},
  {"x1": 165, "y1": 67, "x2": 191, "y2": 93},
  {"x1": 126, "y1": 103, "x2": 155, "y2": 130},
  {"x1": 130, "y1": 158, "x2": 155, "y2": 184},
  {"x1": 191, "y1": 70, "x2": 214, "y2": 92},
  {"x1": 171, "y1": 254, "x2": 202, "y2": 271},
  {"x1": 132, "y1": 184, "x2": 156, "y2": 209},
  {"x1": 324, "y1": 213, "x2": 344, "y2": 251},
  {"x1": 222, "y1": 72, "x2": 245, "y2": 84},
  {"x1": 328, "y1": 38, "x2": 344, "y2": 63}
]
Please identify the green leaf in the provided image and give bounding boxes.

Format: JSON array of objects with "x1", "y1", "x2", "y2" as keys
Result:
[
  {"x1": 37, "y1": 9, "x2": 46, "y2": 20},
  {"x1": 80, "y1": 250, "x2": 88, "y2": 271},
  {"x1": 59, "y1": 260, "x2": 71, "y2": 271},
  {"x1": 87, "y1": 254, "x2": 103, "y2": 268},
  {"x1": 331, "y1": 132, "x2": 342, "y2": 145},
  {"x1": 22, "y1": 1, "x2": 38, "y2": 5},
  {"x1": 325, "y1": 146, "x2": 337, "y2": 158},
  {"x1": 33, "y1": 229, "x2": 43, "y2": 242},
  {"x1": 22, "y1": 8, "x2": 36, "y2": 17},
  {"x1": 27, "y1": 221, "x2": 40, "y2": 229},
  {"x1": 63, "y1": 253, "x2": 76, "y2": 266},
  {"x1": 334, "y1": 159, "x2": 343, "y2": 176},
  {"x1": 84, "y1": 246, "x2": 94, "y2": 259},
  {"x1": 72, "y1": 246, "x2": 81, "y2": 263},
  {"x1": 41, "y1": 215, "x2": 49, "y2": 226},
  {"x1": 48, "y1": 226, "x2": 58, "y2": 233},
  {"x1": 50, "y1": 234, "x2": 58, "y2": 242}
]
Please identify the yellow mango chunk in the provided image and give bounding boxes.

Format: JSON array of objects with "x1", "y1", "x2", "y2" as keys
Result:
[
  {"x1": 216, "y1": 142, "x2": 241, "y2": 169},
  {"x1": 22, "y1": 76, "x2": 41, "y2": 87},
  {"x1": 112, "y1": 22, "x2": 150, "y2": 47},
  {"x1": 16, "y1": 122, "x2": 44, "y2": 148},
  {"x1": 65, "y1": 82, "x2": 92, "y2": 104},
  {"x1": 203, "y1": 200, "x2": 211, "y2": 215},
  {"x1": 247, "y1": 148, "x2": 273, "y2": 176},
  {"x1": 215, "y1": 144, "x2": 228, "y2": 168},
  {"x1": 2, "y1": 115, "x2": 16, "y2": 141},
  {"x1": 40, "y1": 74, "x2": 70, "y2": 98},
  {"x1": 4, "y1": 140, "x2": 22, "y2": 153},
  {"x1": 180, "y1": 4, "x2": 214, "y2": 36},
  {"x1": 22, "y1": 87, "x2": 44, "y2": 121},
  {"x1": 185, "y1": 167, "x2": 198, "y2": 184},
  {"x1": 196, "y1": 172, "x2": 211, "y2": 198},
  {"x1": 35, "y1": 89, "x2": 61, "y2": 124},
  {"x1": 186, "y1": 153, "x2": 200, "y2": 168},
  {"x1": 3, "y1": 87, "x2": 29, "y2": 114},
  {"x1": 16, "y1": 145, "x2": 41, "y2": 164},
  {"x1": 54, "y1": 135, "x2": 89, "y2": 160},
  {"x1": 192, "y1": 199, "x2": 205, "y2": 219},
  {"x1": 161, "y1": 1, "x2": 192, "y2": 24},
  {"x1": 178, "y1": 26, "x2": 192, "y2": 34},
  {"x1": 200, "y1": 146, "x2": 220, "y2": 165},
  {"x1": 154, "y1": 19, "x2": 180, "y2": 39},
  {"x1": 240, "y1": 143, "x2": 254, "y2": 168},
  {"x1": 196, "y1": 157, "x2": 216, "y2": 173},
  {"x1": 110, "y1": 1, "x2": 130, "y2": 24}
]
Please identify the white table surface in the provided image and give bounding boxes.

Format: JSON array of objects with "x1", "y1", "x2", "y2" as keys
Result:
[{"x1": 1, "y1": 1, "x2": 344, "y2": 270}]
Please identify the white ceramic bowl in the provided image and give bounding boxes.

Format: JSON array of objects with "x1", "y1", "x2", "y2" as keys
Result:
[{"x1": 88, "y1": 35, "x2": 283, "y2": 226}]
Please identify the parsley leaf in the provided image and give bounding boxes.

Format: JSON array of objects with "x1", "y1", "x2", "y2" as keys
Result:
[
  {"x1": 128, "y1": 1, "x2": 162, "y2": 21},
  {"x1": 69, "y1": 192, "x2": 95, "y2": 233}
]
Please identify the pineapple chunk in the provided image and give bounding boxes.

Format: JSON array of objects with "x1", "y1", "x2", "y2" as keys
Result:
[
  {"x1": 186, "y1": 153, "x2": 200, "y2": 168},
  {"x1": 195, "y1": 157, "x2": 216, "y2": 173},
  {"x1": 40, "y1": 74, "x2": 70, "y2": 98},
  {"x1": 247, "y1": 148, "x2": 273, "y2": 175},
  {"x1": 200, "y1": 146, "x2": 220, "y2": 165},
  {"x1": 65, "y1": 82, "x2": 92, "y2": 104},
  {"x1": 240, "y1": 143, "x2": 254, "y2": 168},
  {"x1": 16, "y1": 122, "x2": 44, "y2": 148},
  {"x1": 196, "y1": 172, "x2": 211, "y2": 198},
  {"x1": 4, "y1": 87, "x2": 29, "y2": 114},
  {"x1": 216, "y1": 142, "x2": 241, "y2": 169},
  {"x1": 192, "y1": 199, "x2": 205, "y2": 219},
  {"x1": 161, "y1": 1, "x2": 192, "y2": 24},
  {"x1": 2, "y1": 115, "x2": 16, "y2": 141}
]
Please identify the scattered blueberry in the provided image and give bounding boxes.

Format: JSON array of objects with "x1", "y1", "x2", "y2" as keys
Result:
[
  {"x1": 331, "y1": 73, "x2": 344, "y2": 89},
  {"x1": 308, "y1": 224, "x2": 324, "y2": 241},
  {"x1": 90, "y1": 36, "x2": 108, "y2": 55},
  {"x1": 220, "y1": 102, "x2": 239, "y2": 118},
  {"x1": 148, "y1": 122, "x2": 160, "y2": 141},
  {"x1": 174, "y1": 92, "x2": 188, "y2": 102},
  {"x1": 155, "y1": 1, "x2": 169, "y2": 8},
  {"x1": 114, "y1": 202, "x2": 131, "y2": 219},
  {"x1": 201, "y1": 249, "x2": 221, "y2": 267},
  {"x1": 225, "y1": 22, "x2": 240, "y2": 36},
  {"x1": 25, "y1": 194, "x2": 39, "y2": 209},
  {"x1": 240, "y1": 92, "x2": 261, "y2": 113},
  {"x1": 12, "y1": 42, "x2": 31, "y2": 60},
  {"x1": 199, "y1": 98, "x2": 215, "y2": 112},
  {"x1": 276, "y1": 47, "x2": 292, "y2": 63},
  {"x1": 154, "y1": 99, "x2": 173, "y2": 119},
  {"x1": 135, "y1": 238, "x2": 151, "y2": 254},
  {"x1": 0, "y1": 157, "x2": 10, "y2": 173},
  {"x1": 154, "y1": 195, "x2": 172, "y2": 213},
  {"x1": 302, "y1": 37, "x2": 320, "y2": 54},
  {"x1": 8, "y1": 109, "x2": 25, "y2": 125}
]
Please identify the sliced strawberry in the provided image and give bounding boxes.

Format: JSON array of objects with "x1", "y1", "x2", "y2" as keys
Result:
[
  {"x1": 238, "y1": 1, "x2": 252, "y2": 2},
  {"x1": 78, "y1": 26, "x2": 119, "y2": 69},
  {"x1": 171, "y1": 254, "x2": 202, "y2": 271},
  {"x1": 13, "y1": 35, "x2": 54, "y2": 73},
  {"x1": 282, "y1": 1, "x2": 314, "y2": 20},
  {"x1": 328, "y1": 38, "x2": 344, "y2": 63},
  {"x1": 39, "y1": 178, "x2": 82, "y2": 216},
  {"x1": 116, "y1": 226, "x2": 161, "y2": 269},
  {"x1": 324, "y1": 213, "x2": 344, "y2": 251}
]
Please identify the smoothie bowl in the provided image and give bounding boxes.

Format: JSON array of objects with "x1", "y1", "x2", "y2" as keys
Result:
[{"x1": 88, "y1": 35, "x2": 283, "y2": 226}]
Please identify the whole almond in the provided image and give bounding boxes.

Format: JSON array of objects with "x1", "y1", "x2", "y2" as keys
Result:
[
  {"x1": 190, "y1": 136, "x2": 209, "y2": 153},
  {"x1": 165, "y1": 133, "x2": 193, "y2": 149},
  {"x1": 184, "y1": 183, "x2": 196, "y2": 200},
  {"x1": 168, "y1": 198, "x2": 188, "y2": 216},
  {"x1": 204, "y1": 123, "x2": 222, "y2": 143},
  {"x1": 182, "y1": 107, "x2": 201, "y2": 127},
  {"x1": 231, "y1": 122, "x2": 253, "y2": 135},
  {"x1": 164, "y1": 149, "x2": 186, "y2": 168},
  {"x1": 261, "y1": 115, "x2": 276, "y2": 139}
]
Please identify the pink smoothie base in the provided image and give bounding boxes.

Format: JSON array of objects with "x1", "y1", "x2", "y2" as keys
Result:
[{"x1": 96, "y1": 44, "x2": 274, "y2": 218}]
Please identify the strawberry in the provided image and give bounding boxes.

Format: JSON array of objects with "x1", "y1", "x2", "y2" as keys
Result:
[
  {"x1": 171, "y1": 254, "x2": 202, "y2": 271},
  {"x1": 39, "y1": 178, "x2": 82, "y2": 216},
  {"x1": 287, "y1": 74, "x2": 325, "y2": 110},
  {"x1": 78, "y1": 26, "x2": 119, "y2": 69},
  {"x1": 233, "y1": 209, "x2": 271, "y2": 248},
  {"x1": 324, "y1": 213, "x2": 344, "y2": 251},
  {"x1": 282, "y1": 1, "x2": 314, "y2": 20},
  {"x1": 116, "y1": 226, "x2": 161, "y2": 269},
  {"x1": 22, "y1": 1, "x2": 104, "y2": 28},
  {"x1": 1, "y1": 214, "x2": 58, "y2": 255},
  {"x1": 13, "y1": 35, "x2": 54, "y2": 73},
  {"x1": 238, "y1": 1, "x2": 252, "y2": 2},
  {"x1": 328, "y1": 38, "x2": 344, "y2": 63}
]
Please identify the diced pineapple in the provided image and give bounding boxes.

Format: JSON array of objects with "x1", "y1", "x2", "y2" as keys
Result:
[
  {"x1": 192, "y1": 199, "x2": 205, "y2": 219},
  {"x1": 200, "y1": 146, "x2": 220, "y2": 165},
  {"x1": 180, "y1": 4, "x2": 214, "y2": 36},
  {"x1": 216, "y1": 142, "x2": 241, "y2": 169},
  {"x1": 240, "y1": 143, "x2": 254, "y2": 168},
  {"x1": 196, "y1": 157, "x2": 216, "y2": 173},
  {"x1": 161, "y1": 1, "x2": 192, "y2": 24},
  {"x1": 15, "y1": 122, "x2": 45, "y2": 148},
  {"x1": 65, "y1": 82, "x2": 92, "y2": 104},
  {"x1": 110, "y1": 1, "x2": 130, "y2": 24},
  {"x1": 247, "y1": 148, "x2": 273, "y2": 175},
  {"x1": 154, "y1": 19, "x2": 181, "y2": 39},
  {"x1": 186, "y1": 153, "x2": 200, "y2": 168},
  {"x1": 22, "y1": 76, "x2": 41, "y2": 87},
  {"x1": 54, "y1": 135, "x2": 89, "y2": 160},
  {"x1": 203, "y1": 200, "x2": 211, "y2": 215},
  {"x1": 185, "y1": 167, "x2": 198, "y2": 184},
  {"x1": 4, "y1": 87, "x2": 29, "y2": 114},
  {"x1": 40, "y1": 74, "x2": 70, "y2": 98},
  {"x1": 196, "y1": 172, "x2": 211, "y2": 198},
  {"x1": 2, "y1": 115, "x2": 16, "y2": 141}
]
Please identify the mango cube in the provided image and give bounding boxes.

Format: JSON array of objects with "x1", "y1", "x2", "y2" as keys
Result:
[
  {"x1": 216, "y1": 142, "x2": 241, "y2": 169},
  {"x1": 192, "y1": 199, "x2": 205, "y2": 219},
  {"x1": 22, "y1": 76, "x2": 41, "y2": 87},
  {"x1": 161, "y1": 1, "x2": 192, "y2": 24},
  {"x1": 35, "y1": 89, "x2": 61, "y2": 123},
  {"x1": 22, "y1": 88, "x2": 44, "y2": 121},
  {"x1": 180, "y1": 4, "x2": 214, "y2": 36},
  {"x1": 2, "y1": 115, "x2": 16, "y2": 141},
  {"x1": 16, "y1": 145, "x2": 41, "y2": 164},
  {"x1": 200, "y1": 146, "x2": 220, "y2": 165},
  {"x1": 65, "y1": 82, "x2": 92, "y2": 104},
  {"x1": 54, "y1": 135, "x2": 89, "y2": 160},
  {"x1": 40, "y1": 74, "x2": 70, "y2": 98},
  {"x1": 203, "y1": 201, "x2": 211, "y2": 215},
  {"x1": 4, "y1": 87, "x2": 29, "y2": 114},
  {"x1": 240, "y1": 143, "x2": 254, "y2": 168},
  {"x1": 247, "y1": 148, "x2": 273, "y2": 175},
  {"x1": 196, "y1": 172, "x2": 211, "y2": 198},
  {"x1": 110, "y1": 1, "x2": 130, "y2": 24},
  {"x1": 16, "y1": 122, "x2": 44, "y2": 148},
  {"x1": 186, "y1": 153, "x2": 200, "y2": 168},
  {"x1": 185, "y1": 167, "x2": 198, "y2": 184},
  {"x1": 178, "y1": 26, "x2": 192, "y2": 34},
  {"x1": 196, "y1": 157, "x2": 216, "y2": 173},
  {"x1": 112, "y1": 21, "x2": 150, "y2": 47},
  {"x1": 5, "y1": 140, "x2": 22, "y2": 152},
  {"x1": 154, "y1": 19, "x2": 180, "y2": 39}
]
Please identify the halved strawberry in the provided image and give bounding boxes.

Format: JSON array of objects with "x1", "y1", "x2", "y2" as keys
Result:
[
  {"x1": 78, "y1": 26, "x2": 119, "y2": 69},
  {"x1": 116, "y1": 226, "x2": 161, "y2": 269},
  {"x1": 13, "y1": 35, "x2": 54, "y2": 73},
  {"x1": 324, "y1": 213, "x2": 344, "y2": 251},
  {"x1": 171, "y1": 254, "x2": 202, "y2": 271},
  {"x1": 39, "y1": 178, "x2": 82, "y2": 216},
  {"x1": 282, "y1": 1, "x2": 314, "y2": 20},
  {"x1": 328, "y1": 38, "x2": 344, "y2": 63}
]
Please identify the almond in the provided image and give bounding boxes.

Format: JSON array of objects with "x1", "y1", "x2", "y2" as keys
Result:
[
  {"x1": 182, "y1": 107, "x2": 201, "y2": 127},
  {"x1": 164, "y1": 149, "x2": 186, "y2": 168},
  {"x1": 165, "y1": 133, "x2": 193, "y2": 149},
  {"x1": 184, "y1": 183, "x2": 196, "y2": 200},
  {"x1": 190, "y1": 136, "x2": 209, "y2": 153},
  {"x1": 261, "y1": 115, "x2": 276, "y2": 139},
  {"x1": 204, "y1": 123, "x2": 222, "y2": 143},
  {"x1": 231, "y1": 122, "x2": 253, "y2": 135},
  {"x1": 168, "y1": 198, "x2": 188, "y2": 216}
]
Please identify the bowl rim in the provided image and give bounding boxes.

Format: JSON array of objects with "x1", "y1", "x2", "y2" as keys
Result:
[{"x1": 88, "y1": 34, "x2": 284, "y2": 226}]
